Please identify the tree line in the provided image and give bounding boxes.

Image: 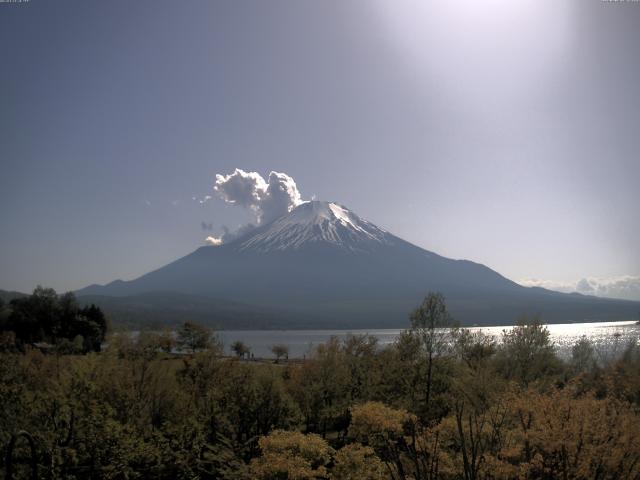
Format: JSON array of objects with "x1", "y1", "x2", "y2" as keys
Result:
[
  {"x1": 0, "y1": 287, "x2": 107, "y2": 354},
  {"x1": 1, "y1": 292, "x2": 639, "y2": 478}
]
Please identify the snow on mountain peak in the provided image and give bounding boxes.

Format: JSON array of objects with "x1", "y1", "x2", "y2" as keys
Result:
[{"x1": 234, "y1": 200, "x2": 393, "y2": 253}]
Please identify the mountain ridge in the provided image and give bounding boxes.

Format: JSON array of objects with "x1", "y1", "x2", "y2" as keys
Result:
[{"x1": 76, "y1": 201, "x2": 640, "y2": 328}]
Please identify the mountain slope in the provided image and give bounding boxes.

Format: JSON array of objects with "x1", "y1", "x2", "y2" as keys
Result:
[
  {"x1": 236, "y1": 201, "x2": 392, "y2": 253},
  {"x1": 77, "y1": 201, "x2": 640, "y2": 328},
  {"x1": 77, "y1": 292, "x2": 300, "y2": 330},
  {"x1": 0, "y1": 289, "x2": 29, "y2": 303}
]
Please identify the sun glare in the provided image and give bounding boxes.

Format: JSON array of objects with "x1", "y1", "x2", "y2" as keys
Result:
[{"x1": 372, "y1": 0, "x2": 571, "y2": 106}]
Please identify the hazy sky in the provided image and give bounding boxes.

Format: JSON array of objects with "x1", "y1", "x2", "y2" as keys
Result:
[{"x1": 1, "y1": 0, "x2": 639, "y2": 299}]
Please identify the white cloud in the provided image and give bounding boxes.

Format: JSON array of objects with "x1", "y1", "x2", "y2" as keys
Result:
[
  {"x1": 214, "y1": 168, "x2": 303, "y2": 224},
  {"x1": 518, "y1": 276, "x2": 640, "y2": 301},
  {"x1": 205, "y1": 236, "x2": 223, "y2": 246},
  {"x1": 206, "y1": 168, "x2": 304, "y2": 245}
]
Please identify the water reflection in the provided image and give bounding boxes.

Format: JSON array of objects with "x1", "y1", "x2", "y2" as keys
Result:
[{"x1": 217, "y1": 321, "x2": 640, "y2": 359}]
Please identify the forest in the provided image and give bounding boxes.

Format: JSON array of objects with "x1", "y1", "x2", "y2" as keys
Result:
[{"x1": 1, "y1": 292, "x2": 640, "y2": 479}]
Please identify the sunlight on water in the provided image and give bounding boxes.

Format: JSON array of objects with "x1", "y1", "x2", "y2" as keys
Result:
[{"x1": 218, "y1": 321, "x2": 640, "y2": 359}]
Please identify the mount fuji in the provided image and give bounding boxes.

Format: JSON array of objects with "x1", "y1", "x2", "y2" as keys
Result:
[{"x1": 77, "y1": 201, "x2": 640, "y2": 328}]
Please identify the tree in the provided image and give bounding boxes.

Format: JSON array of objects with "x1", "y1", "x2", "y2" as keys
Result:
[
  {"x1": 271, "y1": 344, "x2": 289, "y2": 363},
  {"x1": 331, "y1": 443, "x2": 386, "y2": 480},
  {"x1": 410, "y1": 292, "x2": 457, "y2": 410},
  {"x1": 495, "y1": 316, "x2": 560, "y2": 386},
  {"x1": 78, "y1": 304, "x2": 108, "y2": 351},
  {"x1": 571, "y1": 335, "x2": 597, "y2": 374},
  {"x1": 176, "y1": 321, "x2": 212, "y2": 353},
  {"x1": 500, "y1": 388, "x2": 640, "y2": 478},
  {"x1": 250, "y1": 430, "x2": 334, "y2": 479},
  {"x1": 348, "y1": 402, "x2": 415, "y2": 479},
  {"x1": 453, "y1": 329, "x2": 496, "y2": 371},
  {"x1": 4, "y1": 287, "x2": 107, "y2": 352},
  {"x1": 231, "y1": 340, "x2": 250, "y2": 359},
  {"x1": 288, "y1": 337, "x2": 352, "y2": 435},
  {"x1": 157, "y1": 328, "x2": 176, "y2": 353}
]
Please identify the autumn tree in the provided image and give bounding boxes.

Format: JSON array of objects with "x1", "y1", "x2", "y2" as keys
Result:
[
  {"x1": 503, "y1": 387, "x2": 640, "y2": 478},
  {"x1": 250, "y1": 430, "x2": 334, "y2": 479},
  {"x1": 349, "y1": 401, "x2": 415, "y2": 479},
  {"x1": 331, "y1": 443, "x2": 386, "y2": 480}
]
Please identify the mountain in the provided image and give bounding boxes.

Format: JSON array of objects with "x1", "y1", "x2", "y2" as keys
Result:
[
  {"x1": 0, "y1": 289, "x2": 29, "y2": 304},
  {"x1": 77, "y1": 201, "x2": 640, "y2": 328}
]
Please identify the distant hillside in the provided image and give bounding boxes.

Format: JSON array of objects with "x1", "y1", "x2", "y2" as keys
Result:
[
  {"x1": 76, "y1": 292, "x2": 309, "y2": 330},
  {"x1": 0, "y1": 289, "x2": 29, "y2": 303}
]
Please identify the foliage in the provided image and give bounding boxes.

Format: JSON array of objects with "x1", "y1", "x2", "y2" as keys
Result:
[
  {"x1": 571, "y1": 335, "x2": 597, "y2": 374},
  {"x1": 1, "y1": 292, "x2": 640, "y2": 479},
  {"x1": 176, "y1": 320, "x2": 214, "y2": 353},
  {"x1": 494, "y1": 315, "x2": 561, "y2": 386},
  {"x1": 0, "y1": 286, "x2": 107, "y2": 352},
  {"x1": 409, "y1": 293, "x2": 458, "y2": 418},
  {"x1": 331, "y1": 443, "x2": 386, "y2": 480},
  {"x1": 502, "y1": 387, "x2": 640, "y2": 478},
  {"x1": 231, "y1": 340, "x2": 250, "y2": 359},
  {"x1": 349, "y1": 402, "x2": 414, "y2": 440},
  {"x1": 250, "y1": 430, "x2": 333, "y2": 479},
  {"x1": 272, "y1": 343, "x2": 290, "y2": 362}
]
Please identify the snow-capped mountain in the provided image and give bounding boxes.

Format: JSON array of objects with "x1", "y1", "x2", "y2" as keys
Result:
[
  {"x1": 77, "y1": 201, "x2": 640, "y2": 328},
  {"x1": 235, "y1": 201, "x2": 393, "y2": 253}
]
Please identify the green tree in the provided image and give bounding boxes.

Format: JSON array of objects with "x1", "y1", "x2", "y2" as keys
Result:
[
  {"x1": 410, "y1": 292, "x2": 458, "y2": 411},
  {"x1": 495, "y1": 316, "x2": 560, "y2": 386},
  {"x1": 453, "y1": 329, "x2": 496, "y2": 371},
  {"x1": 176, "y1": 321, "x2": 213, "y2": 353},
  {"x1": 5, "y1": 287, "x2": 106, "y2": 352},
  {"x1": 231, "y1": 340, "x2": 250, "y2": 359},
  {"x1": 571, "y1": 335, "x2": 597, "y2": 374},
  {"x1": 289, "y1": 337, "x2": 352, "y2": 435},
  {"x1": 271, "y1": 343, "x2": 289, "y2": 363}
]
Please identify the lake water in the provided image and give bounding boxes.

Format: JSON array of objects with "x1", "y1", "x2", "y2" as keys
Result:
[{"x1": 217, "y1": 321, "x2": 640, "y2": 360}]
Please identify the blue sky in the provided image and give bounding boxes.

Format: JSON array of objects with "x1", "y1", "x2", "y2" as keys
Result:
[{"x1": 1, "y1": 0, "x2": 639, "y2": 299}]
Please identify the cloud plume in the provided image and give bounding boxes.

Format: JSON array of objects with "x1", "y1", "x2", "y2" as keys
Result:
[
  {"x1": 214, "y1": 169, "x2": 303, "y2": 224},
  {"x1": 205, "y1": 168, "x2": 304, "y2": 245},
  {"x1": 205, "y1": 236, "x2": 223, "y2": 246}
]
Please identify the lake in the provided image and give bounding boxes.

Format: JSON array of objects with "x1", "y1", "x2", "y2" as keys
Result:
[{"x1": 217, "y1": 320, "x2": 640, "y2": 360}]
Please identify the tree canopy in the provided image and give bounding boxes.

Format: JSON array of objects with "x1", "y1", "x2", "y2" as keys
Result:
[
  {"x1": 1, "y1": 291, "x2": 640, "y2": 479},
  {"x1": 0, "y1": 286, "x2": 107, "y2": 352}
]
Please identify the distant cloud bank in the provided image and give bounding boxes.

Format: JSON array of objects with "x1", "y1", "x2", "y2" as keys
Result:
[
  {"x1": 518, "y1": 276, "x2": 640, "y2": 301},
  {"x1": 205, "y1": 168, "x2": 305, "y2": 246}
]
